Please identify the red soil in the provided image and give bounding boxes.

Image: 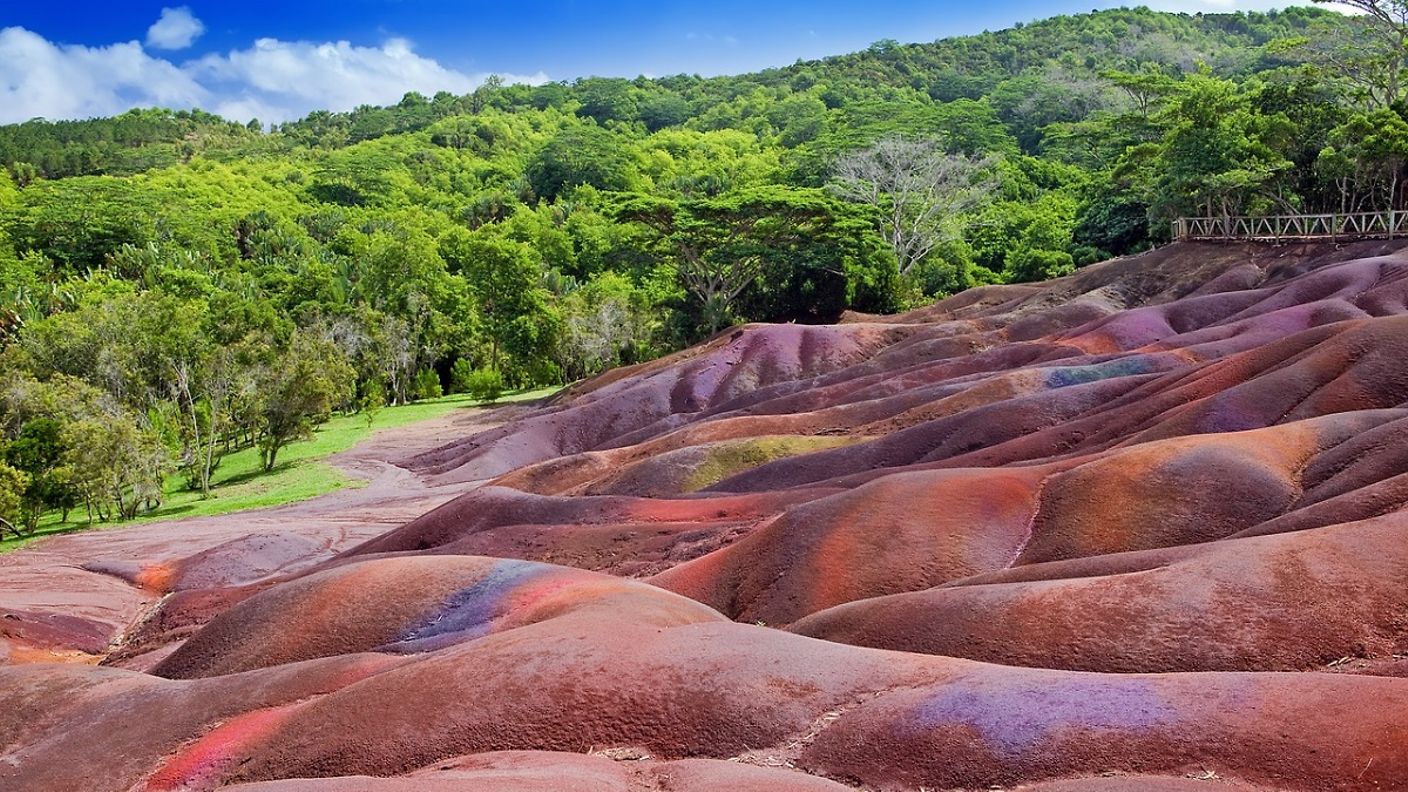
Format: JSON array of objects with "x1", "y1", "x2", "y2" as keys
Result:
[{"x1": 6, "y1": 241, "x2": 1408, "y2": 791}]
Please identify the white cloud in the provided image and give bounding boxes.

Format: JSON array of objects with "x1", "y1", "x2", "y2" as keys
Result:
[
  {"x1": 145, "y1": 6, "x2": 205, "y2": 51},
  {"x1": 0, "y1": 27, "x2": 206, "y2": 123},
  {"x1": 0, "y1": 26, "x2": 546, "y2": 125},
  {"x1": 192, "y1": 37, "x2": 478, "y2": 121}
]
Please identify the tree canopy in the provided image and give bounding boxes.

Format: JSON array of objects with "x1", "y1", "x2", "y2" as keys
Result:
[{"x1": 0, "y1": 5, "x2": 1396, "y2": 525}]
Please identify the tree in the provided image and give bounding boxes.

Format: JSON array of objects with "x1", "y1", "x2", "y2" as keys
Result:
[
  {"x1": 413, "y1": 368, "x2": 443, "y2": 400},
  {"x1": 186, "y1": 344, "x2": 259, "y2": 497},
  {"x1": 1073, "y1": 189, "x2": 1153, "y2": 258},
  {"x1": 639, "y1": 128, "x2": 781, "y2": 198},
  {"x1": 7, "y1": 162, "x2": 38, "y2": 189},
  {"x1": 970, "y1": 193, "x2": 1080, "y2": 283},
  {"x1": 5, "y1": 417, "x2": 76, "y2": 529},
  {"x1": 831, "y1": 136, "x2": 998, "y2": 277},
  {"x1": 458, "y1": 366, "x2": 505, "y2": 403},
  {"x1": 1103, "y1": 65, "x2": 1179, "y2": 121},
  {"x1": 1305, "y1": 0, "x2": 1408, "y2": 108},
  {"x1": 359, "y1": 380, "x2": 385, "y2": 429},
  {"x1": 616, "y1": 186, "x2": 894, "y2": 333},
  {"x1": 639, "y1": 92, "x2": 692, "y2": 132},
  {"x1": 15, "y1": 281, "x2": 228, "y2": 496},
  {"x1": 440, "y1": 231, "x2": 552, "y2": 375},
  {"x1": 255, "y1": 333, "x2": 355, "y2": 472},
  {"x1": 574, "y1": 78, "x2": 640, "y2": 124},
  {"x1": 556, "y1": 271, "x2": 656, "y2": 380},
  {"x1": 990, "y1": 68, "x2": 1119, "y2": 152},
  {"x1": 527, "y1": 125, "x2": 639, "y2": 201},
  {"x1": 144, "y1": 295, "x2": 220, "y2": 496},
  {"x1": 62, "y1": 405, "x2": 170, "y2": 522},
  {"x1": 1316, "y1": 108, "x2": 1408, "y2": 211},
  {"x1": 468, "y1": 76, "x2": 505, "y2": 114},
  {"x1": 4, "y1": 178, "x2": 161, "y2": 270},
  {"x1": 767, "y1": 93, "x2": 829, "y2": 147},
  {"x1": 0, "y1": 461, "x2": 29, "y2": 538},
  {"x1": 1144, "y1": 73, "x2": 1293, "y2": 220}
]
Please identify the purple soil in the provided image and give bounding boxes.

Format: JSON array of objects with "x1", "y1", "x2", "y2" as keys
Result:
[
  {"x1": 0, "y1": 405, "x2": 516, "y2": 665},
  {"x1": 7, "y1": 241, "x2": 1408, "y2": 791},
  {"x1": 220, "y1": 751, "x2": 859, "y2": 792}
]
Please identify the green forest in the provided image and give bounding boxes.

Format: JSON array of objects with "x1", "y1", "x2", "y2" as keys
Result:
[{"x1": 0, "y1": 3, "x2": 1404, "y2": 532}]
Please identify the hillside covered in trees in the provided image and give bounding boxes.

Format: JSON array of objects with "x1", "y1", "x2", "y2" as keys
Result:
[{"x1": 0, "y1": 4, "x2": 1402, "y2": 529}]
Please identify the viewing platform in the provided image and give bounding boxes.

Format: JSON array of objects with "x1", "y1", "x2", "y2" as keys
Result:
[{"x1": 1173, "y1": 211, "x2": 1408, "y2": 243}]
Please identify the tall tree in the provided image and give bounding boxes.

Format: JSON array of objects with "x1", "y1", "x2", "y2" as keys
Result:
[
  {"x1": 62, "y1": 405, "x2": 170, "y2": 522},
  {"x1": 0, "y1": 461, "x2": 28, "y2": 538},
  {"x1": 1303, "y1": 0, "x2": 1408, "y2": 108},
  {"x1": 616, "y1": 187, "x2": 892, "y2": 333},
  {"x1": 440, "y1": 231, "x2": 552, "y2": 374},
  {"x1": 4, "y1": 417, "x2": 76, "y2": 529},
  {"x1": 1145, "y1": 73, "x2": 1293, "y2": 219},
  {"x1": 830, "y1": 136, "x2": 997, "y2": 276},
  {"x1": 254, "y1": 332, "x2": 355, "y2": 472},
  {"x1": 526, "y1": 125, "x2": 639, "y2": 201},
  {"x1": 1316, "y1": 108, "x2": 1408, "y2": 211}
]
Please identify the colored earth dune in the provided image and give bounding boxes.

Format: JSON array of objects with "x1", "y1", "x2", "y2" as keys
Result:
[{"x1": 6, "y1": 240, "x2": 1408, "y2": 790}]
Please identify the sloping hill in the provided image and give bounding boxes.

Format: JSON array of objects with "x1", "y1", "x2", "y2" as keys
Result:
[{"x1": 6, "y1": 241, "x2": 1408, "y2": 791}]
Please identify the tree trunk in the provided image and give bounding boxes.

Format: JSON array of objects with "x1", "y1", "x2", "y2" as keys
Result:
[{"x1": 204, "y1": 434, "x2": 217, "y2": 497}]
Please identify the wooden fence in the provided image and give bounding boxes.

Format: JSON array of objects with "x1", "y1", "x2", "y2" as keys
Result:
[{"x1": 1173, "y1": 211, "x2": 1408, "y2": 242}]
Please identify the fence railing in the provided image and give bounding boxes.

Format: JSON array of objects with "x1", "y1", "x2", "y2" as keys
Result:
[{"x1": 1173, "y1": 211, "x2": 1408, "y2": 242}]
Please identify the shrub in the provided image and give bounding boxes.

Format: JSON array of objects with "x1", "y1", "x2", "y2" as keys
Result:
[
  {"x1": 412, "y1": 369, "x2": 443, "y2": 401},
  {"x1": 462, "y1": 368, "x2": 505, "y2": 403},
  {"x1": 358, "y1": 380, "x2": 386, "y2": 428},
  {"x1": 449, "y1": 358, "x2": 476, "y2": 394},
  {"x1": 1005, "y1": 247, "x2": 1075, "y2": 282}
]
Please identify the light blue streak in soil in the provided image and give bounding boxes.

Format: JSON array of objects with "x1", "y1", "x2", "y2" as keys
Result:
[
  {"x1": 378, "y1": 559, "x2": 546, "y2": 654},
  {"x1": 1043, "y1": 356, "x2": 1156, "y2": 389},
  {"x1": 913, "y1": 676, "x2": 1179, "y2": 755}
]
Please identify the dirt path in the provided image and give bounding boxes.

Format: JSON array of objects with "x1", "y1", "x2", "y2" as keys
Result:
[{"x1": 0, "y1": 403, "x2": 519, "y2": 665}]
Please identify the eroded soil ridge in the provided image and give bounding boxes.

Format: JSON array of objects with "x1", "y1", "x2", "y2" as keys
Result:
[{"x1": 6, "y1": 241, "x2": 1408, "y2": 791}]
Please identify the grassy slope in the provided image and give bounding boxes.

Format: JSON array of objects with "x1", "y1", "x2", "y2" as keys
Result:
[{"x1": 0, "y1": 387, "x2": 555, "y2": 552}]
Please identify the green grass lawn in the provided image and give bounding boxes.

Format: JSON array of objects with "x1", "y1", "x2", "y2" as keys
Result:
[{"x1": 0, "y1": 387, "x2": 556, "y2": 553}]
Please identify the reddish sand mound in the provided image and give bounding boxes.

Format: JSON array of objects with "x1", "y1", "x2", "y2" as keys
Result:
[
  {"x1": 1013, "y1": 779, "x2": 1276, "y2": 792},
  {"x1": 220, "y1": 751, "x2": 857, "y2": 792},
  {"x1": 791, "y1": 508, "x2": 1408, "y2": 672},
  {"x1": 10, "y1": 241, "x2": 1408, "y2": 791},
  {"x1": 8, "y1": 615, "x2": 1408, "y2": 791},
  {"x1": 404, "y1": 323, "x2": 905, "y2": 484},
  {"x1": 154, "y1": 556, "x2": 723, "y2": 678}
]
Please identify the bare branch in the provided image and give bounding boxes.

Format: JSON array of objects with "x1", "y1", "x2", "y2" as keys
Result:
[{"x1": 831, "y1": 136, "x2": 997, "y2": 275}]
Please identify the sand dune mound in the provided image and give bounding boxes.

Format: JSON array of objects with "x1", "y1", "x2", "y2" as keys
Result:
[{"x1": 8, "y1": 241, "x2": 1408, "y2": 791}]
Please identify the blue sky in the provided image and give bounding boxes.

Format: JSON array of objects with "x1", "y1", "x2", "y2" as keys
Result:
[{"x1": 0, "y1": 1, "x2": 1321, "y2": 125}]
